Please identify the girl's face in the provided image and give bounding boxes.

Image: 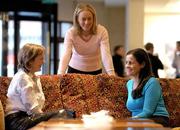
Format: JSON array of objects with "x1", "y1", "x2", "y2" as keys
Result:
[
  {"x1": 78, "y1": 10, "x2": 93, "y2": 33},
  {"x1": 125, "y1": 54, "x2": 144, "y2": 77},
  {"x1": 30, "y1": 53, "x2": 45, "y2": 73}
]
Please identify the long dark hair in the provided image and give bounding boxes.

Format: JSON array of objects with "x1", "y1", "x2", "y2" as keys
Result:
[{"x1": 126, "y1": 48, "x2": 153, "y2": 99}]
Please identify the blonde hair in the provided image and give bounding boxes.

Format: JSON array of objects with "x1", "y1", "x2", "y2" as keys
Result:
[
  {"x1": 73, "y1": 3, "x2": 97, "y2": 35},
  {"x1": 18, "y1": 43, "x2": 45, "y2": 72}
]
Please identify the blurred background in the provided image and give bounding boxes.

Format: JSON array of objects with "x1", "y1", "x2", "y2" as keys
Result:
[{"x1": 0, "y1": 0, "x2": 180, "y2": 78}]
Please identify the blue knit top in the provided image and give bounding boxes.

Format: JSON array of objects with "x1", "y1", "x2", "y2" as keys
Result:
[{"x1": 126, "y1": 77, "x2": 169, "y2": 118}]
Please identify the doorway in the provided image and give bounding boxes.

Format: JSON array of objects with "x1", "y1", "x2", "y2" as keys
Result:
[{"x1": 0, "y1": 1, "x2": 58, "y2": 76}]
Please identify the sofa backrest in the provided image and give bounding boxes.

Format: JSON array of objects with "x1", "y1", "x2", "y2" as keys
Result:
[
  {"x1": 0, "y1": 74, "x2": 179, "y2": 127},
  {"x1": 158, "y1": 78, "x2": 180, "y2": 127},
  {"x1": 40, "y1": 75, "x2": 64, "y2": 112},
  {"x1": 0, "y1": 76, "x2": 11, "y2": 110},
  {"x1": 56, "y1": 74, "x2": 180, "y2": 127},
  {"x1": 57, "y1": 74, "x2": 131, "y2": 118}
]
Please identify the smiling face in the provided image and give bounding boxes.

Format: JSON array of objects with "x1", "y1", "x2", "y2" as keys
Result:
[
  {"x1": 125, "y1": 54, "x2": 144, "y2": 78},
  {"x1": 78, "y1": 10, "x2": 93, "y2": 33},
  {"x1": 30, "y1": 53, "x2": 45, "y2": 73}
]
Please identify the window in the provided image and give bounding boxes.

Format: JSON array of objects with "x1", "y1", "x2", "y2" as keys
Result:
[
  {"x1": 0, "y1": 20, "x2": 2, "y2": 75},
  {"x1": 56, "y1": 21, "x2": 72, "y2": 72}
]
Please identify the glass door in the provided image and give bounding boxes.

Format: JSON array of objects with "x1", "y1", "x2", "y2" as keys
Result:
[
  {"x1": 0, "y1": 20, "x2": 2, "y2": 75},
  {"x1": 57, "y1": 21, "x2": 72, "y2": 73},
  {"x1": 14, "y1": 12, "x2": 54, "y2": 76},
  {"x1": 0, "y1": 2, "x2": 58, "y2": 76}
]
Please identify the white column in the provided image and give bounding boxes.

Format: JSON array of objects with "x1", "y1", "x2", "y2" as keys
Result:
[{"x1": 125, "y1": 0, "x2": 144, "y2": 51}]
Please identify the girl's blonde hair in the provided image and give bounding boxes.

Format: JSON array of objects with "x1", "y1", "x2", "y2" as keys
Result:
[
  {"x1": 73, "y1": 3, "x2": 97, "y2": 35},
  {"x1": 18, "y1": 43, "x2": 45, "y2": 72}
]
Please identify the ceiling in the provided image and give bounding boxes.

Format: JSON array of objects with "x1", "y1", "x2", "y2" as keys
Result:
[
  {"x1": 104, "y1": 0, "x2": 126, "y2": 7},
  {"x1": 145, "y1": 0, "x2": 180, "y2": 13},
  {"x1": 82, "y1": 0, "x2": 180, "y2": 13}
]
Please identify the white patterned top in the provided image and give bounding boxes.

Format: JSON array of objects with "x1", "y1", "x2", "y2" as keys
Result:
[{"x1": 5, "y1": 69, "x2": 45, "y2": 116}]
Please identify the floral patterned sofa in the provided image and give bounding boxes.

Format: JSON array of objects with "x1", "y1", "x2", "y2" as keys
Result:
[{"x1": 0, "y1": 74, "x2": 179, "y2": 127}]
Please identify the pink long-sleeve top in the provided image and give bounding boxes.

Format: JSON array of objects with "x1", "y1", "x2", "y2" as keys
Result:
[{"x1": 58, "y1": 24, "x2": 115, "y2": 75}]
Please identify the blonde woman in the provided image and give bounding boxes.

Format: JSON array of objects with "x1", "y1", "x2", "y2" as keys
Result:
[
  {"x1": 58, "y1": 3, "x2": 115, "y2": 75},
  {"x1": 5, "y1": 43, "x2": 75, "y2": 130}
]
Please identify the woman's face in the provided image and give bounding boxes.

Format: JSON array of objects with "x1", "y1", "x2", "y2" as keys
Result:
[
  {"x1": 125, "y1": 54, "x2": 144, "y2": 77},
  {"x1": 78, "y1": 10, "x2": 93, "y2": 33},
  {"x1": 30, "y1": 53, "x2": 45, "y2": 73}
]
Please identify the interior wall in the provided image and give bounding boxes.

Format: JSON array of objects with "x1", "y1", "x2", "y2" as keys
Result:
[
  {"x1": 144, "y1": 13, "x2": 180, "y2": 78},
  {"x1": 125, "y1": 0, "x2": 144, "y2": 51},
  {"x1": 57, "y1": 0, "x2": 180, "y2": 78},
  {"x1": 57, "y1": 0, "x2": 125, "y2": 54},
  {"x1": 106, "y1": 7, "x2": 125, "y2": 54},
  {"x1": 58, "y1": 0, "x2": 75, "y2": 21}
]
